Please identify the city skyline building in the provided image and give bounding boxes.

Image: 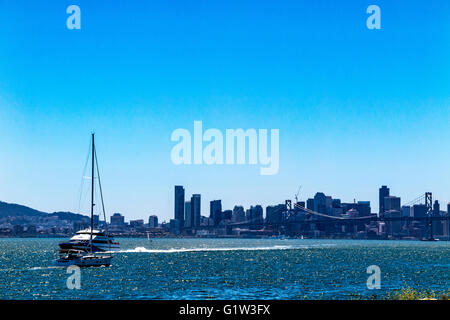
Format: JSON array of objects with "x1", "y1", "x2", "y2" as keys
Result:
[
  {"x1": 191, "y1": 194, "x2": 201, "y2": 227},
  {"x1": 384, "y1": 196, "x2": 401, "y2": 212},
  {"x1": 232, "y1": 206, "x2": 245, "y2": 223},
  {"x1": 174, "y1": 186, "x2": 185, "y2": 226},
  {"x1": 210, "y1": 200, "x2": 222, "y2": 226},
  {"x1": 148, "y1": 215, "x2": 158, "y2": 228},
  {"x1": 184, "y1": 201, "x2": 192, "y2": 227},
  {"x1": 379, "y1": 185, "x2": 390, "y2": 216}
]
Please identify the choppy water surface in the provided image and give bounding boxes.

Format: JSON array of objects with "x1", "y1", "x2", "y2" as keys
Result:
[{"x1": 0, "y1": 238, "x2": 448, "y2": 299}]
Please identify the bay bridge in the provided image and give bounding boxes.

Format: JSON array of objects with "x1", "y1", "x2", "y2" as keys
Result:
[{"x1": 191, "y1": 192, "x2": 449, "y2": 240}]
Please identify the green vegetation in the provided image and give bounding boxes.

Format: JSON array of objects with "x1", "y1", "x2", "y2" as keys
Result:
[{"x1": 387, "y1": 287, "x2": 449, "y2": 300}]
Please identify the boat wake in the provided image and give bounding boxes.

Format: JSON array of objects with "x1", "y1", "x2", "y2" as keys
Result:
[{"x1": 113, "y1": 245, "x2": 299, "y2": 254}]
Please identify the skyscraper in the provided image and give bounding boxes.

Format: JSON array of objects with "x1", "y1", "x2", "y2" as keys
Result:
[
  {"x1": 148, "y1": 215, "x2": 158, "y2": 228},
  {"x1": 184, "y1": 201, "x2": 192, "y2": 227},
  {"x1": 379, "y1": 185, "x2": 390, "y2": 215},
  {"x1": 314, "y1": 192, "x2": 327, "y2": 214},
  {"x1": 266, "y1": 204, "x2": 286, "y2": 224},
  {"x1": 232, "y1": 206, "x2": 245, "y2": 223},
  {"x1": 191, "y1": 194, "x2": 201, "y2": 227},
  {"x1": 249, "y1": 205, "x2": 263, "y2": 225},
  {"x1": 174, "y1": 186, "x2": 185, "y2": 226},
  {"x1": 210, "y1": 200, "x2": 222, "y2": 225}
]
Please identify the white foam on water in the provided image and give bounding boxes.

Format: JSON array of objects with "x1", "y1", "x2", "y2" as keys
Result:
[
  {"x1": 114, "y1": 245, "x2": 297, "y2": 254},
  {"x1": 28, "y1": 266, "x2": 62, "y2": 270}
]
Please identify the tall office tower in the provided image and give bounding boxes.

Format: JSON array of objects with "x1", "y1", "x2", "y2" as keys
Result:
[
  {"x1": 232, "y1": 206, "x2": 245, "y2": 223},
  {"x1": 191, "y1": 194, "x2": 201, "y2": 227},
  {"x1": 266, "y1": 204, "x2": 286, "y2": 224},
  {"x1": 433, "y1": 200, "x2": 440, "y2": 216},
  {"x1": 210, "y1": 200, "x2": 222, "y2": 225},
  {"x1": 379, "y1": 185, "x2": 390, "y2": 215},
  {"x1": 250, "y1": 205, "x2": 264, "y2": 225},
  {"x1": 314, "y1": 192, "x2": 327, "y2": 213},
  {"x1": 148, "y1": 215, "x2": 158, "y2": 228},
  {"x1": 174, "y1": 186, "x2": 185, "y2": 226},
  {"x1": 184, "y1": 201, "x2": 192, "y2": 227}
]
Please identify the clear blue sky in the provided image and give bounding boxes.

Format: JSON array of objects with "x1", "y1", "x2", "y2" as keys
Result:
[{"x1": 0, "y1": 0, "x2": 449, "y2": 221}]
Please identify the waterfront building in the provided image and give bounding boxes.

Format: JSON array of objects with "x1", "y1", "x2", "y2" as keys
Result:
[{"x1": 174, "y1": 186, "x2": 185, "y2": 226}]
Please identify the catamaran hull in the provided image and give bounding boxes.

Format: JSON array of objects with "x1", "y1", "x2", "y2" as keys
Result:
[{"x1": 53, "y1": 256, "x2": 112, "y2": 267}]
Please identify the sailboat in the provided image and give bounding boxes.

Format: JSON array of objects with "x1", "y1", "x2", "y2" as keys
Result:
[{"x1": 54, "y1": 133, "x2": 114, "y2": 267}]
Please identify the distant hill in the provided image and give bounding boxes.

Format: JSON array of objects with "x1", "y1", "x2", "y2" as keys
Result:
[{"x1": 0, "y1": 201, "x2": 89, "y2": 222}]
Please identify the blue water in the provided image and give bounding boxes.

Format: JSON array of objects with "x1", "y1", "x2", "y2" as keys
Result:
[{"x1": 0, "y1": 238, "x2": 448, "y2": 299}]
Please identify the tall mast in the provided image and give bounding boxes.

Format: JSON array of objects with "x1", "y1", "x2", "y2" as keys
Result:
[{"x1": 90, "y1": 133, "x2": 95, "y2": 253}]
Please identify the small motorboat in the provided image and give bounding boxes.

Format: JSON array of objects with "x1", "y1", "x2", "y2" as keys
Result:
[{"x1": 54, "y1": 249, "x2": 112, "y2": 267}]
